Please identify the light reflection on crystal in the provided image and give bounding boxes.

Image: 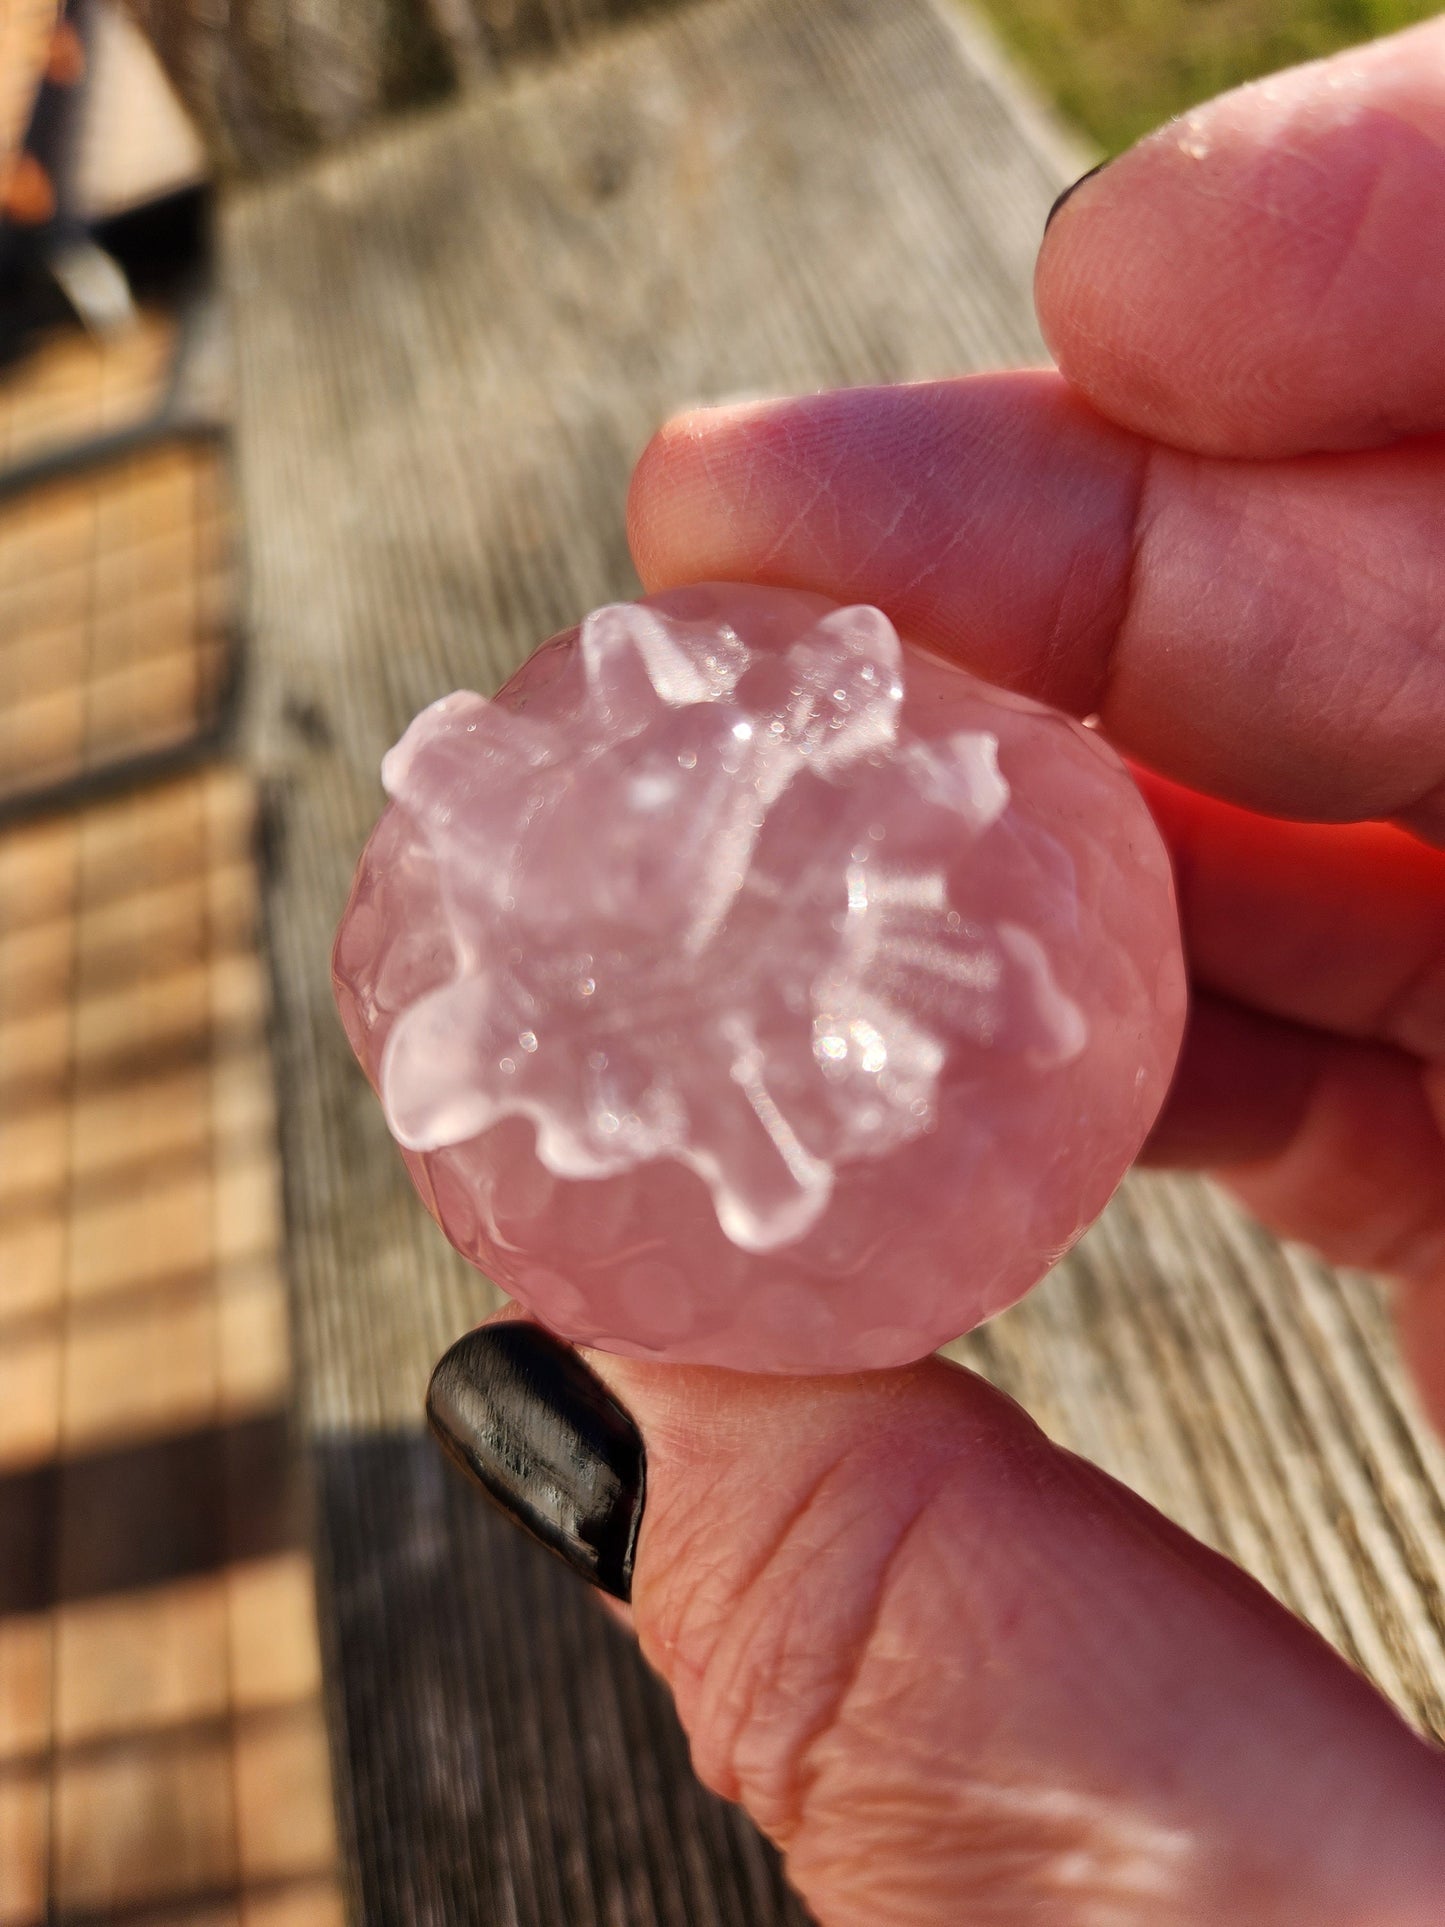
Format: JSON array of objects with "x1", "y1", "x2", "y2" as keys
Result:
[{"x1": 334, "y1": 584, "x2": 1186, "y2": 1371}]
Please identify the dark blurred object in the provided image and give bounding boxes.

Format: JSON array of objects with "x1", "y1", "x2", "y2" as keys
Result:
[
  {"x1": 123, "y1": 0, "x2": 682, "y2": 174},
  {"x1": 0, "y1": 0, "x2": 210, "y2": 364},
  {"x1": 0, "y1": 0, "x2": 90, "y2": 333}
]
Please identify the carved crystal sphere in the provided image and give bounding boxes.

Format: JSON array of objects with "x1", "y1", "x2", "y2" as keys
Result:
[{"x1": 333, "y1": 584, "x2": 1185, "y2": 1372}]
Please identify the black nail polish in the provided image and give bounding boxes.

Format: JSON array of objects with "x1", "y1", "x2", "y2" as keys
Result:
[
  {"x1": 426, "y1": 1323, "x2": 645, "y2": 1601},
  {"x1": 1044, "y1": 157, "x2": 1112, "y2": 234}
]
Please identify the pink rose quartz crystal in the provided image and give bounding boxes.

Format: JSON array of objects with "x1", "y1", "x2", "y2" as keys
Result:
[{"x1": 333, "y1": 584, "x2": 1185, "y2": 1372}]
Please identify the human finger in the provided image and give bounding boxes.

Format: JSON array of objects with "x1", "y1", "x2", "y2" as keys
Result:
[
  {"x1": 1136, "y1": 775, "x2": 1445, "y2": 1059},
  {"x1": 1036, "y1": 18, "x2": 1445, "y2": 457},
  {"x1": 429, "y1": 1319, "x2": 1445, "y2": 1927},
  {"x1": 1144, "y1": 991, "x2": 1445, "y2": 1281},
  {"x1": 627, "y1": 375, "x2": 1445, "y2": 835}
]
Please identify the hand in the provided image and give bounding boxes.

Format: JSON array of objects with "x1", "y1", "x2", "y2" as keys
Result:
[
  {"x1": 443, "y1": 22, "x2": 1445, "y2": 1922},
  {"x1": 630, "y1": 14, "x2": 1445, "y2": 1436}
]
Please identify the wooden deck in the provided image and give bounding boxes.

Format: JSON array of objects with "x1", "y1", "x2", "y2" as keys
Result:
[
  {"x1": 0, "y1": 146, "x2": 340, "y2": 1916},
  {"x1": 223, "y1": 0, "x2": 1445, "y2": 1917},
  {"x1": 0, "y1": 764, "x2": 344, "y2": 1921}
]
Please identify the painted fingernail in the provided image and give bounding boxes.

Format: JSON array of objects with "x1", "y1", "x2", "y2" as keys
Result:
[
  {"x1": 426, "y1": 1322, "x2": 645, "y2": 1601},
  {"x1": 1044, "y1": 157, "x2": 1112, "y2": 234}
]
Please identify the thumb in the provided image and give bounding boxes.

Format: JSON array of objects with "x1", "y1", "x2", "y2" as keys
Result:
[{"x1": 428, "y1": 1320, "x2": 1445, "y2": 1927}]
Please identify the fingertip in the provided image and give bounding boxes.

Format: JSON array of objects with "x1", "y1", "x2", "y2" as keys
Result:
[
  {"x1": 625, "y1": 418, "x2": 677, "y2": 591},
  {"x1": 1035, "y1": 17, "x2": 1445, "y2": 456},
  {"x1": 434, "y1": 1316, "x2": 1445, "y2": 1919},
  {"x1": 624, "y1": 373, "x2": 1144, "y2": 723},
  {"x1": 426, "y1": 1318, "x2": 645, "y2": 1602},
  {"x1": 1038, "y1": 153, "x2": 1115, "y2": 240},
  {"x1": 627, "y1": 410, "x2": 698, "y2": 589},
  {"x1": 627, "y1": 399, "x2": 785, "y2": 591}
]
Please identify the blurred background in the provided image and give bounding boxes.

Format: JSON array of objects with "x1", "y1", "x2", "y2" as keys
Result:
[{"x1": 0, "y1": 0, "x2": 1441, "y2": 1922}]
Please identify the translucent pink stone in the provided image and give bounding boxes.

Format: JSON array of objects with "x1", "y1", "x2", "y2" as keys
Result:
[{"x1": 333, "y1": 584, "x2": 1185, "y2": 1372}]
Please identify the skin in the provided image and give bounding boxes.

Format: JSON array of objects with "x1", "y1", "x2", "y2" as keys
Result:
[{"x1": 503, "y1": 21, "x2": 1445, "y2": 1922}]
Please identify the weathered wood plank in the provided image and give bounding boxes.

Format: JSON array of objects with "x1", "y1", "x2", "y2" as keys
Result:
[
  {"x1": 225, "y1": 0, "x2": 1445, "y2": 1916},
  {"x1": 126, "y1": 0, "x2": 696, "y2": 174},
  {"x1": 316, "y1": 1432, "x2": 810, "y2": 1924},
  {"x1": 227, "y1": 0, "x2": 1083, "y2": 1431}
]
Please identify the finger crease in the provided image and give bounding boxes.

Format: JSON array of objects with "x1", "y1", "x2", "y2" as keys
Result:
[
  {"x1": 783, "y1": 1464, "x2": 959, "y2": 1841},
  {"x1": 1088, "y1": 436, "x2": 1158, "y2": 727}
]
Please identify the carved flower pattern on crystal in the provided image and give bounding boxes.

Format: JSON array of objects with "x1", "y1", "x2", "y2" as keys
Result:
[
  {"x1": 334, "y1": 586, "x2": 1184, "y2": 1371},
  {"x1": 377, "y1": 597, "x2": 1084, "y2": 1250}
]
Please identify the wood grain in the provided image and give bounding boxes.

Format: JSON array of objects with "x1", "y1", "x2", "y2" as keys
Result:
[
  {"x1": 0, "y1": 765, "x2": 342, "y2": 1925},
  {"x1": 316, "y1": 1431, "x2": 811, "y2": 1926},
  {"x1": 0, "y1": 435, "x2": 233, "y2": 814},
  {"x1": 228, "y1": 0, "x2": 1083, "y2": 1421},
  {"x1": 122, "y1": 0, "x2": 685, "y2": 175},
  {"x1": 0, "y1": 309, "x2": 177, "y2": 475},
  {"x1": 225, "y1": 0, "x2": 1445, "y2": 1916}
]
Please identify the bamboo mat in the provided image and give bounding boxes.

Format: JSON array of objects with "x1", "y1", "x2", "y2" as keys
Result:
[
  {"x1": 0, "y1": 311, "x2": 178, "y2": 475},
  {"x1": 0, "y1": 766, "x2": 343, "y2": 1926},
  {"x1": 0, "y1": 433, "x2": 232, "y2": 812}
]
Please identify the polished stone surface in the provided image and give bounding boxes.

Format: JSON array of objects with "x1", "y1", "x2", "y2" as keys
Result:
[{"x1": 334, "y1": 585, "x2": 1184, "y2": 1370}]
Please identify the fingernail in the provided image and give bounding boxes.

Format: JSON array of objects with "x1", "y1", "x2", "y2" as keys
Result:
[
  {"x1": 426, "y1": 1322, "x2": 645, "y2": 1601},
  {"x1": 1044, "y1": 157, "x2": 1112, "y2": 234}
]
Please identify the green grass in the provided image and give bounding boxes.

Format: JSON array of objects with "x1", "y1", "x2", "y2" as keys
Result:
[{"x1": 971, "y1": 0, "x2": 1441, "y2": 154}]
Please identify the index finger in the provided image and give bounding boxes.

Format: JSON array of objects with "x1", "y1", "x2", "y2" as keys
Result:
[{"x1": 627, "y1": 373, "x2": 1445, "y2": 835}]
